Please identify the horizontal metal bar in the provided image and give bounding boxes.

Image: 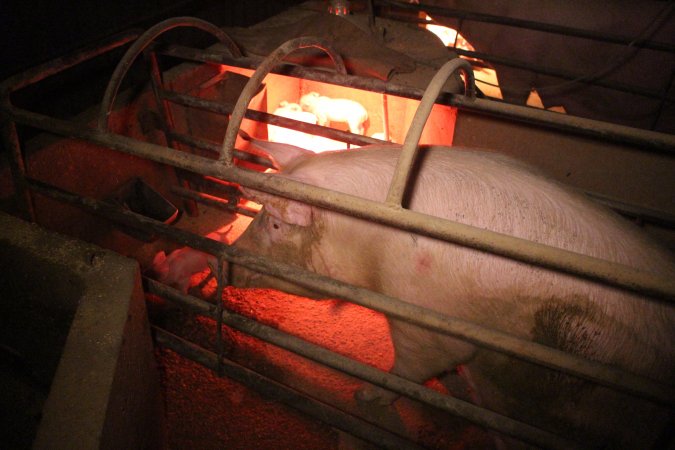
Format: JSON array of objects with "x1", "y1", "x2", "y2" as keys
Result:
[
  {"x1": 154, "y1": 42, "x2": 427, "y2": 98},
  {"x1": 154, "y1": 44, "x2": 675, "y2": 153},
  {"x1": 454, "y1": 48, "x2": 667, "y2": 101},
  {"x1": 584, "y1": 192, "x2": 675, "y2": 229},
  {"x1": 0, "y1": 30, "x2": 140, "y2": 95},
  {"x1": 449, "y1": 96, "x2": 675, "y2": 154},
  {"x1": 161, "y1": 89, "x2": 383, "y2": 146},
  {"x1": 23, "y1": 177, "x2": 675, "y2": 408},
  {"x1": 153, "y1": 326, "x2": 425, "y2": 450},
  {"x1": 8, "y1": 106, "x2": 674, "y2": 301},
  {"x1": 148, "y1": 279, "x2": 580, "y2": 450},
  {"x1": 166, "y1": 130, "x2": 274, "y2": 168},
  {"x1": 377, "y1": 0, "x2": 675, "y2": 53},
  {"x1": 170, "y1": 185, "x2": 256, "y2": 217}
]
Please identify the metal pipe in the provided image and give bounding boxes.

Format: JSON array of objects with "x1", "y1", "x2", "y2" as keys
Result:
[
  {"x1": 387, "y1": 58, "x2": 475, "y2": 206},
  {"x1": 220, "y1": 37, "x2": 347, "y2": 164},
  {"x1": 453, "y1": 48, "x2": 666, "y2": 101},
  {"x1": 160, "y1": 89, "x2": 384, "y2": 147},
  {"x1": 145, "y1": 50, "x2": 199, "y2": 215},
  {"x1": 148, "y1": 280, "x2": 581, "y2": 450},
  {"x1": 583, "y1": 191, "x2": 675, "y2": 229},
  {"x1": 154, "y1": 43, "x2": 675, "y2": 153},
  {"x1": 97, "y1": 17, "x2": 242, "y2": 131},
  {"x1": 170, "y1": 185, "x2": 257, "y2": 217},
  {"x1": 22, "y1": 177, "x2": 675, "y2": 407},
  {"x1": 167, "y1": 131, "x2": 274, "y2": 169},
  {"x1": 7, "y1": 105, "x2": 675, "y2": 302},
  {"x1": 449, "y1": 96, "x2": 675, "y2": 154},
  {"x1": 376, "y1": 0, "x2": 675, "y2": 53},
  {"x1": 0, "y1": 30, "x2": 140, "y2": 94},
  {"x1": 153, "y1": 326, "x2": 427, "y2": 450}
]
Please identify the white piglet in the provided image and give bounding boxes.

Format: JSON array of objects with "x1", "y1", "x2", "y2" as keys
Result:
[
  {"x1": 149, "y1": 230, "x2": 228, "y2": 293},
  {"x1": 299, "y1": 91, "x2": 368, "y2": 135}
]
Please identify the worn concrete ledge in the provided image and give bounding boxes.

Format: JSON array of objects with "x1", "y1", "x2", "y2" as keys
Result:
[{"x1": 0, "y1": 212, "x2": 163, "y2": 450}]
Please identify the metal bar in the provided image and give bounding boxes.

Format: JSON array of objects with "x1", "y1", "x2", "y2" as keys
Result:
[
  {"x1": 170, "y1": 185, "x2": 257, "y2": 217},
  {"x1": 387, "y1": 58, "x2": 475, "y2": 206},
  {"x1": 148, "y1": 280, "x2": 581, "y2": 450},
  {"x1": 0, "y1": 118, "x2": 35, "y2": 221},
  {"x1": 221, "y1": 37, "x2": 348, "y2": 164},
  {"x1": 153, "y1": 327, "x2": 426, "y2": 450},
  {"x1": 97, "y1": 16, "x2": 242, "y2": 131},
  {"x1": 7, "y1": 105, "x2": 675, "y2": 302},
  {"x1": 376, "y1": 0, "x2": 675, "y2": 53},
  {"x1": 161, "y1": 89, "x2": 384, "y2": 147},
  {"x1": 22, "y1": 177, "x2": 675, "y2": 408},
  {"x1": 154, "y1": 44, "x2": 675, "y2": 153},
  {"x1": 453, "y1": 48, "x2": 666, "y2": 101},
  {"x1": 155, "y1": 42, "x2": 429, "y2": 97},
  {"x1": 0, "y1": 30, "x2": 140, "y2": 95},
  {"x1": 214, "y1": 256, "x2": 226, "y2": 375},
  {"x1": 167, "y1": 131, "x2": 274, "y2": 169},
  {"x1": 584, "y1": 191, "x2": 675, "y2": 229},
  {"x1": 145, "y1": 50, "x2": 199, "y2": 216},
  {"x1": 449, "y1": 96, "x2": 675, "y2": 154}
]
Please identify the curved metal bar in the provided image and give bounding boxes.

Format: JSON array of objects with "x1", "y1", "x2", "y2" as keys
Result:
[
  {"x1": 96, "y1": 16, "x2": 242, "y2": 131},
  {"x1": 386, "y1": 58, "x2": 476, "y2": 206},
  {"x1": 219, "y1": 37, "x2": 348, "y2": 166}
]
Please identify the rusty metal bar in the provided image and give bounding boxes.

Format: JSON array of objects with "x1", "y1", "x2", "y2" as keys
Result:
[
  {"x1": 153, "y1": 326, "x2": 426, "y2": 450},
  {"x1": 170, "y1": 185, "x2": 256, "y2": 217},
  {"x1": 148, "y1": 280, "x2": 581, "y2": 450},
  {"x1": 97, "y1": 16, "x2": 242, "y2": 131},
  {"x1": 156, "y1": 42, "x2": 429, "y2": 96},
  {"x1": 0, "y1": 30, "x2": 140, "y2": 222},
  {"x1": 7, "y1": 104, "x2": 675, "y2": 302},
  {"x1": 154, "y1": 43, "x2": 675, "y2": 153},
  {"x1": 167, "y1": 131, "x2": 274, "y2": 168},
  {"x1": 220, "y1": 37, "x2": 347, "y2": 164},
  {"x1": 145, "y1": 50, "x2": 199, "y2": 216},
  {"x1": 376, "y1": 0, "x2": 675, "y2": 53},
  {"x1": 22, "y1": 177, "x2": 675, "y2": 407},
  {"x1": 160, "y1": 89, "x2": 383, "y2": 147},
  {"x1": 387, "y1": 58, "x2": 475, "y2": 206},
  {"x1": 0, "y1": 30, "x2": 140, "y2": 95}
]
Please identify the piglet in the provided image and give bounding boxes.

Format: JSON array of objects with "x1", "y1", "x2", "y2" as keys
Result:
[
  {"x1": 299, "y1": 92, "x2": 368, "y2": 135},
  {"x1": 148, "y1": 229, "x2": 229, "y2": 293}
]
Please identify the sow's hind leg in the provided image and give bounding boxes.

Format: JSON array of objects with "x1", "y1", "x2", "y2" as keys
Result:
[{"x1": 355, "y1": 318, "x2": 478, "y2": 405}]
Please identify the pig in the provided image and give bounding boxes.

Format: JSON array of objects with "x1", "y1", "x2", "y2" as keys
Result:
[
  {"x1": 231, "y1": 138, "x2": 675, "y2": 448},
  {"x1": 148, "y1": 230, "x2": 229, "y2": 293},
  {"x1": 299, "y1": 92, "x2": 368, "y2": 135},
  {"x1": 422, "y1": 0, "x2": 675, "y2": 133}
]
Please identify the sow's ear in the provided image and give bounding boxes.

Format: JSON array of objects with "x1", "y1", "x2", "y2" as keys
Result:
[{"x1": 241, "y1": 187, "x2": 312, "y2": 227}]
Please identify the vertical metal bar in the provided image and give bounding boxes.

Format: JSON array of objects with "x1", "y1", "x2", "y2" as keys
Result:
[
  {"x1": 0, "y1": 116, "x2": 35, "y2": 221},
  {"x1": 145, "y1": 50, "x2": 199, "y2": 216},
  {"x1": 214, "y1": 255, "x2": 227, "y2": 376}
]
